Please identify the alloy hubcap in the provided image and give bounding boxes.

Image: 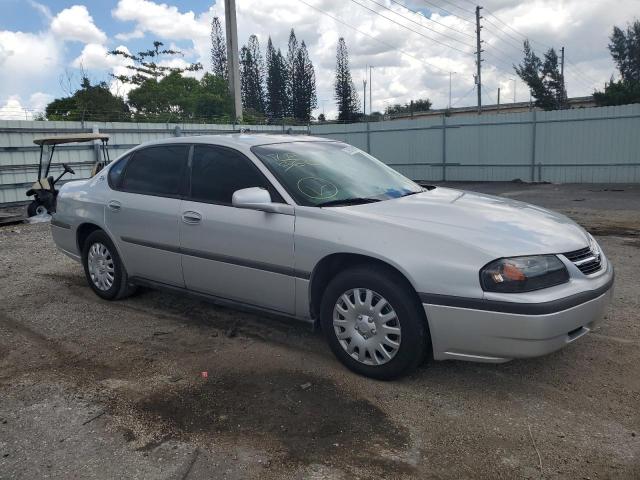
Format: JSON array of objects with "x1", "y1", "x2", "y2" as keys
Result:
[
  {"x1": 87, "y1": 242, "x2": 115, "y2": 291},
  {"x1": 333, "y1": 288, "x2": 401, "y2": 366}
]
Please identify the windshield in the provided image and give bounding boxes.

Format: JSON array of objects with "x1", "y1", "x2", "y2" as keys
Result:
[{"x1": 251, "y1": 141, "x2": 422, "y2": 207}]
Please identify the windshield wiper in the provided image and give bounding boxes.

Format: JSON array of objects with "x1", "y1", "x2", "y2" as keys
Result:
[
  {"x1": 399, "y1": 190, "x2": 423, "y2": 198},
  {"x1": 316, "y1": 197, "x2": 381, "y2": 207}
]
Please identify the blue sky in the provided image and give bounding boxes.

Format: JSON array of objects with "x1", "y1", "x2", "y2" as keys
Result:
[{"x1": 0, "y1": 0, "x2": 637, "y2": 120}]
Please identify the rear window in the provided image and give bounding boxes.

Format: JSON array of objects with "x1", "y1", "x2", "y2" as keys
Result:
[
  {"x1": 120, "y1": 145, "x2": 189, "y2": 196},
  {"x1": 107, "y1": 155, "x2": 130, "y2": 189}
]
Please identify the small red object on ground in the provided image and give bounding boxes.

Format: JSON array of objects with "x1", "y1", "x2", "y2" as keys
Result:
[{"x1": 201, "y1": 371, "x2": 208, "y2": 379}]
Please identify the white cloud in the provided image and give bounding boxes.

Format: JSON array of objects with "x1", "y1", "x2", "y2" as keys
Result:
[
  {"x1": 72, "y1": 43, "x2": 126, "y2": 70},
  {"x1": 115, "y1": 29, "x2": 145, "y2": 41},
  {"x1": 29, "y1": 92, "x2": 54, "y2": 112},
  {"x1": 0, "y1": 93, "x2": 53, "y2": 120},
  {"x1": 0, "y1": 30, "x2": 61, "y2": 100},
  {"x1": 1, "y1": 0, "x2": 639, "y2": 121},
  {"x1": 28, "y1": 0, "x2": 52, "y2": 21},
  {"x1": 51, "y1": 5, "x2": 107, "y2": 44},
  {"x1": 112, "y1": 0, "x2": 209, "y2": 40},
  {"x1": 0, "y1": 96, "x2": 28, "y2": 120}
]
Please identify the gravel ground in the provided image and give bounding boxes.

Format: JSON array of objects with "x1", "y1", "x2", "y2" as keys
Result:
[{"x1": 0, "y1": 182, "x2": 639, "y2": 479}]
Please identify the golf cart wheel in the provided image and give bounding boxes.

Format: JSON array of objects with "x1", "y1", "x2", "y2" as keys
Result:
[
  {"x1": 27, "y1": 200, "x2": 48, "y2": 217},
  {"x1": 320, "y1": 265, "x2": 429, "y2": 380},
  {"x1": 82, "y1": 230, "x2": 136, "y2": 300}
]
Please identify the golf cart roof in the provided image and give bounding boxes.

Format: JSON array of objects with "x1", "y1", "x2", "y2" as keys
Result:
[{"x1": 33, "y1": 133, "x2": 110, "y2": 146}]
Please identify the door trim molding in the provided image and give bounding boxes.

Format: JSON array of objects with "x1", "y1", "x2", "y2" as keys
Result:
[{"x1": 120, "y1": 236, "x2": 310, "y2": 279}]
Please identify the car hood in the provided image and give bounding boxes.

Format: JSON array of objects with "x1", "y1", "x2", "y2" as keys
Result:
[{"x1": 338, "y1": 187, "x2": 590, "y2": 258}]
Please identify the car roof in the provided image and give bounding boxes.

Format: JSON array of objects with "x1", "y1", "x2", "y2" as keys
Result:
[{"x1": 136, "y1": 133, "x2": 334, "y2": 149}]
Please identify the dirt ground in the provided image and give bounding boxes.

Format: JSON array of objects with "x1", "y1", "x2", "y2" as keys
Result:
[{"x1": 1, "y1": 182, "x2": 639, "y2": 479}]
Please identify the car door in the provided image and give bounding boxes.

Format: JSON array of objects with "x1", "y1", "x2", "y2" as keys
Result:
[
  {"x1": 105, "y1": 144, "x2": 189, "y2": 287},
  {"x1": 180, "y1": 144, "x2": 296, "y2": 314}
]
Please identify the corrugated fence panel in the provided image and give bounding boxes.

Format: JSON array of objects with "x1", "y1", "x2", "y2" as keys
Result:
[
  {"x1": 3, "y1": 106, "x2": 640, "y2": 205},
  {"x1": 0, "y1": 120, "x2": 308, "y2": 204},
  {"x1": 310, "y1": 104, "x2": 640, "y2": 184},
  {"x1": 445, "y1": 111, "x2": 534, "y2": 181},
  {"x1": 534, "y1": 104, "x2": 640, "y2": 183},
  {"x1": 371, "y1": 117, "x2": 444, "y2": 181}
]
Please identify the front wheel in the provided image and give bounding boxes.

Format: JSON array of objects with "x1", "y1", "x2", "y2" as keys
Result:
[
  {"x1": 320, "y1": 265, "x2": 429, "y2": 380},
  {"x1": 82, "y1": 230, "x2": 136, "y2": 300}
]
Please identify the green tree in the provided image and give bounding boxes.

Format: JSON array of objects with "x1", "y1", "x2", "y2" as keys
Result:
[
  {"x1": 210, "y1": 17, "x2": 228, "y2": 80},
  {"x1": 109, "y1": 41, "x2": 202, "y2": 85},
  {"x1": 266, "y1": 37, "x2": 287, "y2": 120},
  {"x1": 285, "y1": 29, "x2": 298, "y2": 117},
  {"x1": 127, "y1": 71, "x2": 232, "y2": 122},
  {"x1": 291, "y1": 41, "x2": 317, "y2": 121},
  {"x1": 195, "y1": 72, "x2": 233, "y2": 119},
  {"x1": 240, "y1": 35, "x2": 266, "y2": 114},
  {"x1": 514, "y1": 40, "x2": 567, "y2": 110},
  {"x1": 334, "y1": 37, "x2": 359, "y2": 122},
  {"x1": 45, "y1": 77, "x2": 129, "y2": 121},
  {"x1": 385, "y1": 98, "x2": 432, "y2": 116},
  {"x1": 594, "y1": 21, "x2": 640, "y2": 106}
]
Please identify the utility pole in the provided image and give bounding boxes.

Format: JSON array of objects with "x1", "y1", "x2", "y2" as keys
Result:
[
  {"x1": 497, "y1": 87, "x2": 500, "y2": 112},
  {"x1": 363, "y1": 76, "x2": 367, "y2": 117},
  {"x1": 560, "y1": 46, "x2": 566, "y2": 107},
  {"x1": 448, "y1": 72, "x2": 452, "y2": 109},
  {"x1": 475, "y1": 5, "x2": 483, "y2": 114},
  {"x1": 224, "y1": 0, "x2": 242, "y2": 122},
  {"x1": 513, "y1": 78, "x2": 516, "y2": 103},
  {"x1": 369, "y1": 66, "x2": 373, "y2": 115}
]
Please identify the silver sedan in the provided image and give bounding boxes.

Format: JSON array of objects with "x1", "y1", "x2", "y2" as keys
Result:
[{"x1": 50, "y1": 135, "x2": 614, "y2": 379}]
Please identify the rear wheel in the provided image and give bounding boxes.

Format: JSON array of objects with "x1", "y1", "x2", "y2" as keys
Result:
[
  {"x1": 82, "y1": 230, "x2": 136, "y2": 300},
  {"x1": 27, "y1": 200, "x2": 48, "y2": 217},
  {"x1": 320, "y1": 265, "x2": 429, "y2": 380}
]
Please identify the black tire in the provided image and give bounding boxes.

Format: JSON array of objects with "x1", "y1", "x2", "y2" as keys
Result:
[
  {"x1": 82, "y1": 230, "x2": 136, "y2": 300},
  {"x1": 27, "y1": 200, "x2": 47, "y2": 217},
  {"x1": 320, "y1": 265, "x2": 430, "y2": 380}
]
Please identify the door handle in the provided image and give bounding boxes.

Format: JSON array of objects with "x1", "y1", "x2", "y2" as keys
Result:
[
  {"x1": 107, "y1": 200, "x2": 121, "y2": 211},
  {"x1": 182, "y1": 211, "x2": 202, "y2": 224}
]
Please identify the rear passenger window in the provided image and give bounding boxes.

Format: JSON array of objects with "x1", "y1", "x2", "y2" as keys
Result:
[
  {"x1": 190, "y1": 145, "x2": 282, "y2": 204},
  {"x1": 121, "y1": 145, "x2": 189, "y2": 196}
]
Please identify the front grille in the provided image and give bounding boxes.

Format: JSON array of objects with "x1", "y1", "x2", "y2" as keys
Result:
[{"x1": 563, "y1": 246, "x2": 602, "y2": 275}]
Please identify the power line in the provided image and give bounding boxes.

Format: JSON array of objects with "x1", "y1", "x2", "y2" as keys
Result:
[
  {"x1": 450, "y1": 84, "x2": 475, "y2": 107},
  {"x1": 437, "y1": 0, "x2": 475, "y2": 16},
  {"x1": 481, "y1": 6, "x2": 601, "y2": 89},
  {"x1": 349, "y1": 0, "x2": 474, "y2": 55},
  {"x1": 388, "y1": 0, "x2": 475, "y2": 38},
  {"x1": 295, "y1": 0, "x2": 453, "y2": 74},
  {"x1": 364, "y1": 0, "x2": 475, "y2": 48},
  {"x1": 419, "y1": 0, "x2": 474, "y2": 24}
]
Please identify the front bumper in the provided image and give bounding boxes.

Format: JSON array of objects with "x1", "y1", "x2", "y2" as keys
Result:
[{"x1": 423, "y1": 267, "x2": 614, "y2": 363}]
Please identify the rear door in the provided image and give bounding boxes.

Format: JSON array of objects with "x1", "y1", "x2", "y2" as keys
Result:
[
  {"x1": 105, "y1": 144, "x2": 189, "y2": 287},
  {"x1": 179, "y1": 144, "x2": 296, "y2": 314}
]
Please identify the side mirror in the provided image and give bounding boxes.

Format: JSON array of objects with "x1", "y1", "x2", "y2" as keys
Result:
[{"x1": 232, "y1": 187, "x2": 294, "y2": 215}]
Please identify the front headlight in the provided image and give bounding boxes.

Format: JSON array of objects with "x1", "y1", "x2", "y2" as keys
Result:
[{"x1": 480, "y1": 255, "x2": 569, "y2": 293}]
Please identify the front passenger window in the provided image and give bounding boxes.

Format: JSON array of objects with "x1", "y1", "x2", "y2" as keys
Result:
[{"x1": 190, "y1": 145, "x2": 282, "y2": 204}]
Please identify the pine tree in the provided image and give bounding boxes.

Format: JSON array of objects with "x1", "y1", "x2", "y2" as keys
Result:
[
  {"x1": 292, "y1": 41, "x2": 317, "y2": 121},
  {"x1": 109, "y1": 41, "x2": 202, "y2": 85},
  {"x1": 514, "y1": 40, "x2": 566, "y2": 110},
  {"x1": 210, "y1": 17, "x2": 227, "y2": 80},
  {"x1": 595, "y1": 21, "x2": 640, "y2": 106},
  {"x1": 285, "y1": 29, "x2": 298, "y2": 117},
  {"x1": 266, "y1": 37, "x2": 287, "y2": 120},
  {"x1": 334, "y1": 37, "x2": 359, "y2": 122},
  {"x1": 240, "y1": 35, "x2": 265, "y2": 114}
]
